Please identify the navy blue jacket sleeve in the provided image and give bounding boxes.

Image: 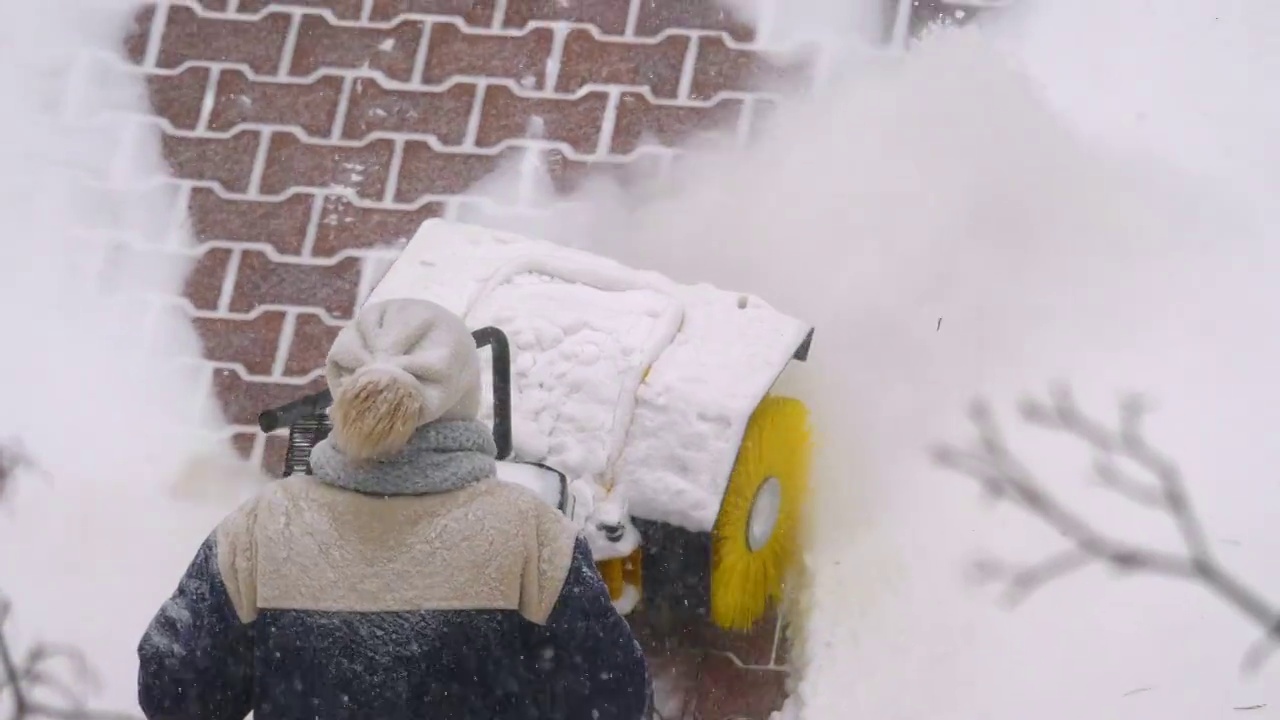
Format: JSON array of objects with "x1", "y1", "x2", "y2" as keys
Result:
[
  {"x1": 538, "y1": 537, "x2": 651, "y2": 720},
  {"x1": 137, "y1": 534, "x2": 254, "y2": 720}
]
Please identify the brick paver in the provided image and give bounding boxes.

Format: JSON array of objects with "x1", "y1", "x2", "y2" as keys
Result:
[
  {"x1": 115, "y1": 0, "x2": 981, "y2": 716},
  {"x1": 122, "y1": 0, "x2": 797, "y2": 477}
]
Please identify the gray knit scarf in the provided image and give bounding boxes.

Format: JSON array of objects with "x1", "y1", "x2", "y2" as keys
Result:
[{"x1": 309, "y1": 420, "x2": 498, "y2": 496}]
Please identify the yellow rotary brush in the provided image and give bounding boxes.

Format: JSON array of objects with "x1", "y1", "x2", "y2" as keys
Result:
[{"x1": 710, "y1": 395, "x2": 812, "y2": 632}]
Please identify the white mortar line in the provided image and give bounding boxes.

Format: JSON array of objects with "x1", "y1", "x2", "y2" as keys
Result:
[
  {"x1": 143, "y1": 2, "x2": 170, "y2": 70},
  {"x1": 543, "y1": 24, "x2": 567, "y2": 93},
  {"x1": 270, "y1": 310, "x2": 299, "y2": 377},
  {"x1": 129, "y1": 49, "x2": 705, "y2": 86},
  {"x1": 411, "y1": 20, "x2": 432, "y2": 85},
  {"x1": 491, "y1": 0, "x2": 508, "y2": 30},
  {"x1": 154, "y1": 297, "x2": 351, "y2": 324},
  {"x1": 195, "y1": 66, "x2": 222, "y2": 132},
  {"x1": 185, "y1": 237, "x2": 389, "y2": 266},
  {"x1": 594, "y1": 89, "x2": 620, "y2": 157},
  {"x1": 215, "y1": 246, "x2": 243, "y2": 314},
  {"x1": 676, "y1": 33, "x2": 699, "y2": 101},
  {"x1": 461, "y1": 83, "x2": 487, "y2": 147},
  {"x1": 276, "y1": 11, "x2": 303, "y2": 77},
  {"x1": 329, "y1": 75, "x2": 355, "y2": 141},
  {"x1": 93, "y1": 49, "x2": 754, "y2": 105},
  {"x1": 299, "y1": 192, "x2": 324, "y2": 257},
  {"x1": 360, "y1": 0, "x2": 373, "y2": 22},
  {"x1": 623, "y1": 0, "x2": 641, "y2": 37},
  {"x1": 161, "y1": 6, "x2": 742, "y2": 43},
  {"x1": 211, "y1": 362, "x2": 326, "y2": 385},
  {"x1": 382, "y1": 138, "x2": 406, "y2": 205},
  {"x1": 246, "y1": 130, "x2": 273, "y2": 196},
  {"x1": 153, "y1": 101, "x2": 767, "y2": 144}
]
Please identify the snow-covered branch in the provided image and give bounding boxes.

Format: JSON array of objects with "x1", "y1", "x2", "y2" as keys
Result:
[
  {"x1": 0, "y1": 443, "x2": 23, "y2": 500},
  {"x1": 0, "y1": 595, "x2": 135, "y2": 720},
  {"x1": 0, "y1": 440, "x2": 47, "y2": 503},
  {"x1": 933, "y1": 385, "x2": 1280, "y2": 674},
  {"x1": 0, "y1": 458, "x2": 138, "y2": 720}
]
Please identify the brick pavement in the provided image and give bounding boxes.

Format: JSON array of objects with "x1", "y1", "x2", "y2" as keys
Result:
[{"x1": 115, "y1": 1, "x2": 981, "y2": 716}]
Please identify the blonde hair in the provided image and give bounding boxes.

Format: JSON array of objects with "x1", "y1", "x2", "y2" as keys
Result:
[{"x1": 329, "y1": 367, "x2": 425, "y2": 461}]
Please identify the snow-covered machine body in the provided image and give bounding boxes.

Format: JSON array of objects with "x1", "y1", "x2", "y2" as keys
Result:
[{"x1": 260, "y1": 220, "x2": 814, "y2": 632}]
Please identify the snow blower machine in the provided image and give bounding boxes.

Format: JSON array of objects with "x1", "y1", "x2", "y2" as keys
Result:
[{"x1": 258, "y1": 219, "x2": 814, "y2": 633}]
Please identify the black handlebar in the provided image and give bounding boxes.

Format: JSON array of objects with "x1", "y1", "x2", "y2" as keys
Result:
[
  {"x1": 258, "y1": 388, "x2": 333, "y2": 434},
  {"x1": 470, "y1": 326, "x2": 513, "y2": 460}
]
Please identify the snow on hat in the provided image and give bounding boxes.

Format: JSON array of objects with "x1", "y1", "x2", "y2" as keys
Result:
[{"x1": 325, "y1": 298, "x2": 481, "y2": 460}]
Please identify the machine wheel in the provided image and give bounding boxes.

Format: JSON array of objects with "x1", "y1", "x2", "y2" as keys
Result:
[{"x1": 709, "y1": 395, "x2": 811, "y2": 632}]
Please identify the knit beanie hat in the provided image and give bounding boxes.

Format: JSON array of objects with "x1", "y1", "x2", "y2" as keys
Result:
[{"x1": 325, "y1": 298, "x2": 481, "y2": 460}]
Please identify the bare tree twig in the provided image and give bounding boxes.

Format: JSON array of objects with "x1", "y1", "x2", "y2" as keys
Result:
[
  {"x1": 0, "y1": 440, "x2": 44, "y2": 502},
  {"x1": 1091, "y1": 456, "x2": 1167, "y2": 509},
  {"x1": 934, "y1": 385, "x2": 1280, "y2": 675},
  {"x1": 1242, "y1": 622, "x2": 1280, "y2": 676},
  {"x1": 966, "y1": 549, "x2": 1095, "y2": 606},
  {"x1": 0, "y1": 444, "x2": 139, "y2": 720},
  {"x1": 1, "y1": 594, "x2": 140, "y2": 720}
]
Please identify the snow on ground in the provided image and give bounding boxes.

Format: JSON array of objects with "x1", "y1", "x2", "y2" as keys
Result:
[
  {"x1": 466, "y1": 1, "x2": 1280, "y2": 718},
  {"x1": 0, "y1": 0, "x2": 258, "y2": 713},
  {"x1": 5, "y1": 0, "x2": 1280, "y2": 717}
]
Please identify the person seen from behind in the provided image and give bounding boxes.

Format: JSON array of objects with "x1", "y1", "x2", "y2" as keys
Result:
[{"x1": 136, "y1": 297, "x2": 652, "y2": 720}]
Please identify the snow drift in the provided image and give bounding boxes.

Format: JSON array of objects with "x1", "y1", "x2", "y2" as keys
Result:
[
  {"x1": 0, "y1": 0, "x2": 258, "y2": 713},
  {"x1": 4, "y1": 0, "x2": 1280, "y2": 717},
  {"x1": 463, "y1": 1, "x2": 1280, "y2": 718}
]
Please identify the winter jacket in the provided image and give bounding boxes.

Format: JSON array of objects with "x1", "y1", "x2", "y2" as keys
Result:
[{"x1": 137, "y1": 419, "x2": 651, "y2": 720}]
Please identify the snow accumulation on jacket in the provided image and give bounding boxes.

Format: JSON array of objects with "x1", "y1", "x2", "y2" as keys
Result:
[{"x1": 136, "y1": 419, "x2": 651, "y2": 720}]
